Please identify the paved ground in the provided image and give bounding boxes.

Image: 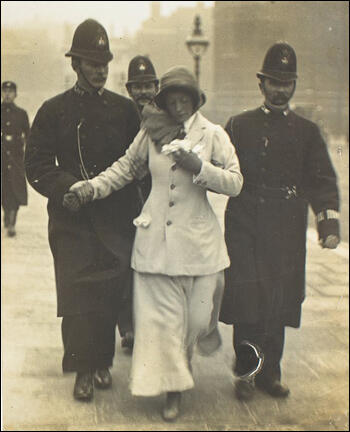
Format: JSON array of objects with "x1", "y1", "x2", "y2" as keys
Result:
[{"x1": 2, "y1": 190, "x2": 349, "y2": 431}]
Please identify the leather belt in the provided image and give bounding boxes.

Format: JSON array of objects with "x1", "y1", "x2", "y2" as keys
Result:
[{"x1": 245, "y1": 183, "x2": 298, "y2": 200}]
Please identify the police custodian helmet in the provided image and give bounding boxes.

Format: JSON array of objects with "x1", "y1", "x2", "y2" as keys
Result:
[
  {"x1": 65, "y1": 19, "x2": 113, "y2": 64},
  {"x1": 126, "y1": 56, "x2": 159, "y2": 87},
  {"x1": 257, "y1": 42, "x2": 297, "y2": 82},
  {"x1": 2, "y1": 81, "x2": 17, "y2": 92}
]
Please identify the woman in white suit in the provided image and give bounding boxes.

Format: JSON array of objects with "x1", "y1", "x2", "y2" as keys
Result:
[{"x1": 67, "y1": 66, "x2": 243, "y2": 421}]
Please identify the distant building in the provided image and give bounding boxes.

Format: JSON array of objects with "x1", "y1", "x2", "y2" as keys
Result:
[
  {"x1": 212, "y1": 1, "x2": 349, "y2": 137},
  {"x1": 131, "y1": 1, "x2": 213, "y2": 94}
]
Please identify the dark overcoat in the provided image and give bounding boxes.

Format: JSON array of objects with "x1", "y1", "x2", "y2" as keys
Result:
[
  {"x1": 1, "y1": 102, "x2": 30, "y2": 206},
  {"x1": 220, "y1": 106, "x2": 340, "y2": 328},
  {"x1": 25, "y1": 86, "x2": 140, "y2": 316}
]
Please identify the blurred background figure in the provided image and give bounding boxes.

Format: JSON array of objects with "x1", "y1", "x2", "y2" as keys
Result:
[{"x1": 1, "y1": 81, "x2": 30, "y2": 237}]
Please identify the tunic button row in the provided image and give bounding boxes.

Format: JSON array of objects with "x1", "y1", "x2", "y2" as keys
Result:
[
  {"x1": 170, "y1": 184, "x2": 176, "y2": 190},
  {"x1": 166, "y1": 220, "x2": 172, "y2": 226}
]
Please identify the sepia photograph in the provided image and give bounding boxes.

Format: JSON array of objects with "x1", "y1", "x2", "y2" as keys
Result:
[{"x1": 1, "y1": 1, "x2": 349, "y2": 430}]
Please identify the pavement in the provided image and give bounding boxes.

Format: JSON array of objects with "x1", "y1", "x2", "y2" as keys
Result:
[{"x1": 2, "y1": 190, "x2": 349, "y2": 431}]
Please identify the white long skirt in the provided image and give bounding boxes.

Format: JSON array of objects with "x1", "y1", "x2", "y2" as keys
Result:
[{"x1": 130, "y1": 271, "x2": 224, "y2": 396}]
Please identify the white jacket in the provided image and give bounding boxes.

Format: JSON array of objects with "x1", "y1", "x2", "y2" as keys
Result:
[{"x1": 89, "y1": 111, "x2": 243, "y2": 276}]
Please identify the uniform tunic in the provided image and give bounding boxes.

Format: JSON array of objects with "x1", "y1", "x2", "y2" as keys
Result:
[
  {"x1": 25, "y1": 85, "x2": 140, "y2": 317},
  {"x1": 1, "y1": 102, "x2": 30, "y2": 209},
  {"x1": 220, "y1": 106, "x2": 340, "y2": 329},
  {"x1": 88, "y1": 111, "x2": 243, "y2": 394}
]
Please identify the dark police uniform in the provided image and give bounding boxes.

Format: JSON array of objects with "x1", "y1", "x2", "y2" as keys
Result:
[
  {"x1": 25, "y1": 83, "x2": 140, "y2": 372},
  {"x1": 1, "y1": 97, "x2": 29, "y2": 226},
  {"x1": 220, "y1": 104, "x2": 340, "y2": 384},
  {"x1": 117, "y1": 55, "x2": 158, "y2": 344}
]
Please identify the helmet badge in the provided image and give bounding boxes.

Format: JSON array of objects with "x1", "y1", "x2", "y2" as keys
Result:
[
  {"x1": 281, "y1": 56, "x2": 289, "y2": 64},
  {"x1": 97, "y1": 35, "x2": 106, "y2": 48},
  {"x1": 138, "y1": 63, "x2": 146, "y2": 71}
]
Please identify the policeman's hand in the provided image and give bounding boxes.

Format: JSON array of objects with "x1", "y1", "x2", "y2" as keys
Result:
[
  {"x1": 321, "y1": 235, "x2": 340, "y2": 249},
  {"x1": 62, "y1": 192, "x2": 81, "y2": 212},
  {"x1": 69, "y1": 181, "x2": 94, "y2": 205},
  {"x1": 172, "y1": 147, "x2": 203, "y2": 175}
]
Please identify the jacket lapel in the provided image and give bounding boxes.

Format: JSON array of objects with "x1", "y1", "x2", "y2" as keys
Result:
[{"x1": 186, "y1": 112, "x2": 206, "y2": 150}]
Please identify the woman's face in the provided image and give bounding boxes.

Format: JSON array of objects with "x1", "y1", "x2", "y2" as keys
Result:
[{"x1": 164, "y1": 90, "x2": 194, "y2": 123}]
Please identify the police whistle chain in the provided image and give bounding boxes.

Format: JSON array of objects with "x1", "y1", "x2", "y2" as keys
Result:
[{"x1": 77, "y1": 118, "x2": 90, "y2": 181}]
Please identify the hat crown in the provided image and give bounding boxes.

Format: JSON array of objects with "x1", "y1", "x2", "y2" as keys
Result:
[
  {"x1": 127, "y1": 56, "x2": 158, "y2": 84},
  {"x1": 65, "y1": 19, "x2": 113, "y2": 63},
  {"x1": 258, "y1": 42, "x2": 297, "y2": 81},
  {"x1": 159, "y1": 66, "x2": 197, "y2": 91}
]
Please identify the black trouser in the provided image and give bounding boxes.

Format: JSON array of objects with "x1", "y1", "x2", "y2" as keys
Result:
[
  {"x1": 62, "y1": 310, "x2": 118, "y2": 374},
  {"x1": 233, "y1": 322, "x2": 285, "y2": 384},
  {"x1": 3, "y1": 208, "x2": 18, "y2": 228}
]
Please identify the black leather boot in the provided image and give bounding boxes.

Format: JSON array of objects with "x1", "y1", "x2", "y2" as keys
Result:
[
  {"x1": 162, "y1": 392, "x2": 182, "y2": 422},
  {"x1": 73, "y1": 372, "x2": 93, "y2": 401}
]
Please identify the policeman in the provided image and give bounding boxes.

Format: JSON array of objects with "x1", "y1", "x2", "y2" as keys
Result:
[
  {"x1": 25, "y1": 19, "x2": 140, "y2": 402},
  {"x1": 125, "y1": 55, "x2": 159, "y2": 114},
  {"x1": 220, "y1": 42, "x2": 340, "y2": 401},
  {"x1": 117, "y1": 56, "x2": 159, "y2": 352},
  {"x1": 1, "y1": 81, "x2": 30, "y2": 237}
]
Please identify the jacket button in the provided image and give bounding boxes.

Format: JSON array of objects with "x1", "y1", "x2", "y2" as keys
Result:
[
  {"x1": 89, "y1": 171, "x2": 94, "y2": 176},
  {"x1": 8, "y1": 165, "x2": 11, "y2": 169},
  {"x1": 170, "y1": 184, "x2": 176, "y2": 190},
  {"x1": 259, "y1": 197, "x2": 265, "y2": 204},
  {"x1": 261, "y1": 151, "x2": 267, "y2": 157},
  {"x1": 171, "y1": 164, "x2": 177, "y2": 171},
  {"x1": 261, "y1": 167, "x2": 266, "y2": 173},
  {"x1": 6, "y1": 151, "x2": 10, "y2": 155},
  {"x1": 166, "y1": 220, "x2": 172, "y2": 226},
  {"x1": 169, "y1": 201, "x2": 174, "y2": 207}
]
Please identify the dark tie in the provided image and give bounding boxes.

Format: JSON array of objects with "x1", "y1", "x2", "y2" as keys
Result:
[{"x1": 176, "y1": 124, "x2": 186, "y2": 140}]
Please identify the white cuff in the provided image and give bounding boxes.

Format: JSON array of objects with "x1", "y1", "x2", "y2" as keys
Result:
[
  {"x1": 193, "y1": 160, "x2": 209, "y2": 187},
  {"x1": 316, "y1": 209, "x2": 339, "y2": 223}
]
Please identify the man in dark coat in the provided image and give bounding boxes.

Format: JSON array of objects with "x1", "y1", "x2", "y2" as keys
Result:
[
  {"x1": 116, "y1": 55, "x2": 158, "y2": 352},
  {"x1": 1, "y1": 81, "x2": 30, "y2": 237},
  {"x1": 220, "y1": 42, "x2": 340, "y2": 401},
  {"x1": 25, "y1": 19, "x2": 140, "y2": 401}
]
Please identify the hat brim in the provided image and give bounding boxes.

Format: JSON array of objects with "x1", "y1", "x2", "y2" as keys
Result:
[
  {"x1": 65, "y1": 50, "x2": 113, "y2": 64},
  {"x1": 257, "y1": 70, "x2": 297, "y2": 82},
  {"x1": 126, "y1": 76, "x2": 159, "y2": 86},
  {"x1": 155, "y1": 84, "x2": 206, "y2": 111}
]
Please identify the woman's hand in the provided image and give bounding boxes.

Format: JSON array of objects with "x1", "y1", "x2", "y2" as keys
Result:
[
  {"x1": 69, "y1": 181, "x2": 94, "y2": 205},
  {"x1": 172, "y1": 147, "x2": 202, "y2": 175},
  {"x1": 320, "y1": 234, "x2": 340, "y2": 249}
]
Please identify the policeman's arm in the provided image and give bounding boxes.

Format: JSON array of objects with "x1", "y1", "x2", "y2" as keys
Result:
[
  {"x1": 25, "y1": 102, "x2": 78, "y2": 205},
  {"x1": 22, "y1": 110, "x2": 30, "y2": 141},
  {"x1": 126, "y1": 100, "x2": 141, "y2": 143},
  {"x1": 302, "y1": 123, "x2": 340, "y2": 246},
  {"x1": 86, "y1": 128, "x2": 149, "y2": 200}
]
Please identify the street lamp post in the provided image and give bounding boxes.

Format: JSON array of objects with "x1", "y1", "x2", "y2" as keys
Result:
[{"x1": 186, "y1": 15, "x2": 209, "y2": 85}]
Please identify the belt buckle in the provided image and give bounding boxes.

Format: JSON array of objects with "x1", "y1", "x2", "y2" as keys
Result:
[{"x1": 285, "y1": 186, "x2": 297, "y2": 200}]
